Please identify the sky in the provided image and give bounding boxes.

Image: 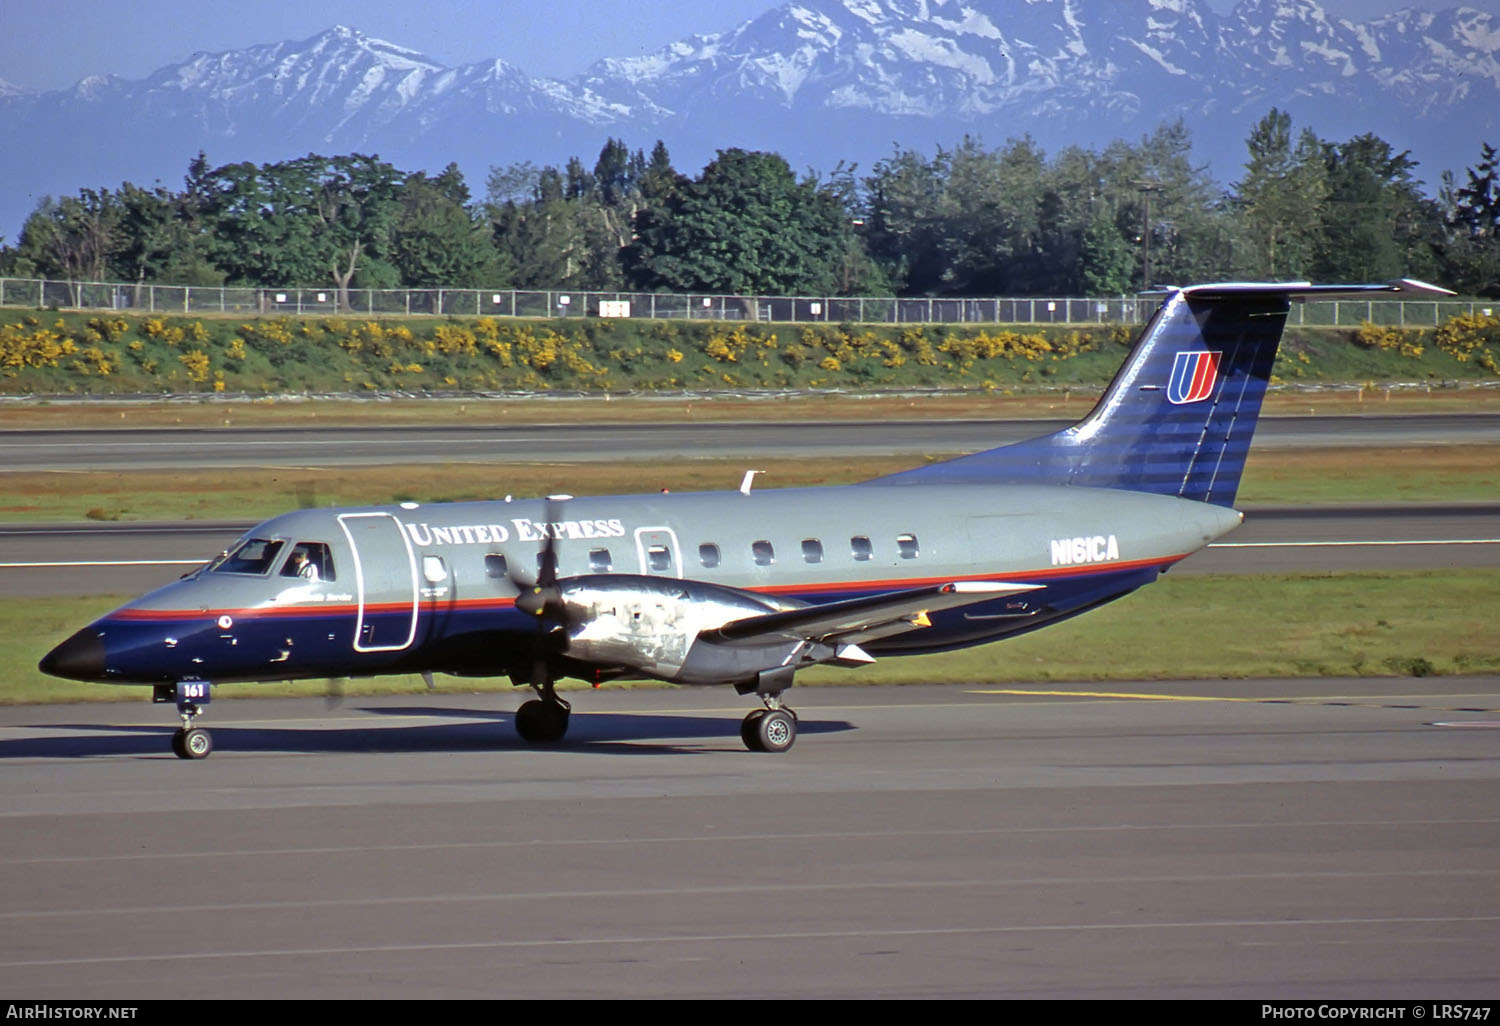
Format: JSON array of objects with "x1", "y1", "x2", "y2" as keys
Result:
[{"x1": 3, "y1": 0, "x2": 1499, "y2": 92}]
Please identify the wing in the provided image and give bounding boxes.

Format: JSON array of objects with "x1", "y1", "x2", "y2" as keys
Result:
[{"x1": 698, "y1": 581, "x2": 1042, "y2": 648}]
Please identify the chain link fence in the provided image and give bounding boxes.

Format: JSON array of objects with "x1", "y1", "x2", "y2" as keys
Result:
[{"x1": 1, "y1": 276, "x2": 1491, "y2": 327}]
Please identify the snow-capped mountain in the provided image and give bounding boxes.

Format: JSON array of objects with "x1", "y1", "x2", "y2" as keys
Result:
[{"x1": 2, "y1": 0, "x2": 1497, "y2": 241}]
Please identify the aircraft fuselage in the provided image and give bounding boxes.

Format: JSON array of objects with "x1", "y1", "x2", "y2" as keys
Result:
[{"x1": 46, "y1": 482, "x2": 1240, "y2": 688}]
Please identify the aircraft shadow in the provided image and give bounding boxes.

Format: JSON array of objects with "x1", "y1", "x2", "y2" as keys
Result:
[{"x1": 0, "y1": 709, "x2": 854, "y2": 759}]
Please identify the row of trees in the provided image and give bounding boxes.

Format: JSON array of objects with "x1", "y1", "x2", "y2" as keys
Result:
[{"x1": 3, "y1": 112, "x2": 1498, "y2": 299}]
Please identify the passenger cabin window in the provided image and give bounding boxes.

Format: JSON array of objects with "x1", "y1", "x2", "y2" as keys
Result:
[
  {"x1": 850, "y1": 536, "x2": 873, "y2": 562},
  {"x1": 280, "y1": 541, "x2": 335, "y2": 582},
  {"x1": 699, "y1": 543, "x2": 721, "y2": 569},
  {"x1": 484, "y1": 554, "x2": 509, "y2": 579},
  {"x1": 214, "y1": 538, "x2": 284, "y2": 575},
  {"x1": 897, "y1": 533, "x2": 920, "y2": 559},
  {"x1": 752, "y1": 540, "x2": 775, "y2": 566},
  {"x1": 589, "y1": 548, "x2": 613, "y2": 572},
  {"x1": 422, "y1": 555, "x2": 448, "y2": 583},
  {"x1": 802, "y1": 539, "x2": 823, "y2": 564},
  {"x1": 646, "y1": 545, "x2": 672, "y2": 572}
]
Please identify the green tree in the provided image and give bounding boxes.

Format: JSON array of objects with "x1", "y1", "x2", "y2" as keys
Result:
[
  {"x1": 1312, "y1": 134, "x2": 1437, "y2": 282},
  {"x1": 486, "y1": 141, "x2": 658, "y2": 291},
  {"x1": 13, "y1": 190, "x2": 120, "y2": 283},
  {"x1": 861, "y1": 146, "x2": 949, "y2": 294},
  {"x1": 113, "y1": 182, "x2": 223, "y2": 294},
  {"x1": 198, "y1": 153, "x2": 403, "y2": 306},
  {"x1": 626, "y1": 148, "x2": 850, "y2": 295},
  {"x1": 390, "y1": 166, "x2": 509, "y2": 288},
  {"x1": 1441, "y1": 143, "x2": 1500, "y2": 296},
  {"x1": 1234, "y1": 109, "x2": 1329, "y2": 277},
  {"x1": 1106, "y1": 122, "x2": 1230, "y2": 287},
  {"x1": 198, "y1": 160, "x2": 321, "y2": 286},
  {"x1": 289, "y1": 154, "x2": 404, "y2": 309},
  {"x1": 490, "y1": 166, "x2": 592, "y2": 288}
]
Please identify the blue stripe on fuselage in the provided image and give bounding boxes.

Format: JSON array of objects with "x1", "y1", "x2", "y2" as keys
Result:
[{"x1": 88, "y1": 561, "x2": 1167, "y2": 683}]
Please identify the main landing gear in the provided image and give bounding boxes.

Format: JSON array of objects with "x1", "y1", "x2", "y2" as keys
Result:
[
  {"x1": 514, "y1": 695, "x2": 571, "y2": 743},
  {"x1": 513, "y1": 672, "x2": 571, "y2": 745},
  {"x1": 740, "y1": 697, "x2": 798, "y2": 753},
  {"x1": 154, "y1": 682, "x2": 213, "y2": 760}
]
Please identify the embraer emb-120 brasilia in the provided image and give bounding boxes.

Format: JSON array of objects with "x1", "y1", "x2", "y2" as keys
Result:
[{"x1": 40, "y1": 280, "x2": 1453, "y2": 758}]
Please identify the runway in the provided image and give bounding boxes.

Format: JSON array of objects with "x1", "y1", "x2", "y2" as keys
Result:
[
  {"x1": 3, "y1": 412, "x2": 1497, "y2": 470},
  {"x1": 4, "y1": 504, "x2": 1495, "y2": 598},
  {"x1": 5, "y1": 410, "x2": 1496, "y2": 997},
  {"x1": 1, "y1": 680, "x2": 1496, "y2": 998}
]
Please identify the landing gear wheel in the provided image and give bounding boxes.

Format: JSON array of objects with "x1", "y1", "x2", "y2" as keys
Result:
[
  {"x1": 744, "y1": 708, "x2": 796, "y2": 753},
  {"x1": 515, "y1": 699, "x2": 570, "y2": 744},
  {"x1": 740, "y1": 709, "x2": 767, "y2": 751},
  {"x1": 757, "y1": 709, "x2": 796, "y2": 752},
  {"x1": 173, "y1": 727, "x2": 212, "y2": 760}
]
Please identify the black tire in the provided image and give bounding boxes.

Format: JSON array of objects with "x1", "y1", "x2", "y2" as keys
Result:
[
  {"x1": 740, "y1": 709, "x2": 767, "y2": 751},
  {"x1": 170, "y1": 728, "x2": 188, "y2": 759},
  {"x1": 180, "y1": 727, "x2": 212, "y2": 760},
  {"x1": 755, "y1": 709, "x2": 796, "y2": 753},
  {"x1": 515, "y1": 699, "x2": 569, "y2": 743}
]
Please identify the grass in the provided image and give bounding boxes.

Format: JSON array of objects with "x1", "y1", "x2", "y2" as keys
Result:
[
  {"x1": 1233, "y1": 446, "x2": 1500, "y2": 505},
  {"x1": 2, "y1": 443, "x2": 1495, "y2": 523},
  {"x1": 1, "y1": 385, "x2": 1497, "y2": 432},
  {"x1": 7, "y1": 570, "x2": 1498, "y2": 706}
]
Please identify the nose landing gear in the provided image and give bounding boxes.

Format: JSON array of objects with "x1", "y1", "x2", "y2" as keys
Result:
[{"x1": 155, "y1": 682, "x2": 213, "y2": 760}]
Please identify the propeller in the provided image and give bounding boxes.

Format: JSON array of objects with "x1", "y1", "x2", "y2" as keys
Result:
[{"x1": 509, "y1": 497, "x2": 575, "y2": 698}]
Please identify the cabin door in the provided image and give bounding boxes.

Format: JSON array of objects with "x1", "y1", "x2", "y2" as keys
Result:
[{"x1": 337, "y1": 512, "x2": 420, "y2": 652}]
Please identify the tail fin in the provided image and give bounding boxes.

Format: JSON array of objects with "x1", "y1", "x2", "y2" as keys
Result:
[{"x1": 869, "y1": 280, "x2": 1453, "y2": 507}]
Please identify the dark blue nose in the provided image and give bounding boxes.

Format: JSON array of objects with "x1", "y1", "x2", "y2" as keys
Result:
[{"x1": 39, "y1": 628, "x2": 107, "y2": 681}]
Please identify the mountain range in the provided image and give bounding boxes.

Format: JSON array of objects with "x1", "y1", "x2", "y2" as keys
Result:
[{"x1": 2, "y1": 0, "x2": 1498, "y2": 243}]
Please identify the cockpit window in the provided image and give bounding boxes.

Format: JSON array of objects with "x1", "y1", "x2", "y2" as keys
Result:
[
  {"x1": 212, "y1": 538, "x2": 285, "y2": 575},
  {"x1": 280, "y1": 542, "x2": 335, "y2": 582}
]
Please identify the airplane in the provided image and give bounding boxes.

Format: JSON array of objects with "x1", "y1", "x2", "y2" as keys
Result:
[{"x1": 39, "y1": 279, "x2": 1454, "y2": 758}]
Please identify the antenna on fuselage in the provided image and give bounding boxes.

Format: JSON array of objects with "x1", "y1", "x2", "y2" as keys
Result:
[{"x1": 739, "y1": 470, "x2": 763, "y2": 496}]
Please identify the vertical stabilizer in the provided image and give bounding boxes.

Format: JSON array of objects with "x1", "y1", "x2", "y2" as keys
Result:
[{"x1": 869, "y1": 280, "x2": 1453, "y2": 507}]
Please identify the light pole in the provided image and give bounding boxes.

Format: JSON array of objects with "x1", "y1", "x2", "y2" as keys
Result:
[{"x1": 1136, "y1": 180, "x2": 1162, "y2": 288}]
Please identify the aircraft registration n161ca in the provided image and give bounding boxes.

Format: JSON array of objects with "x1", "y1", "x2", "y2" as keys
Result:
[{"x1": 40, "y1": 280, "x2": 1453, "y2": 758}]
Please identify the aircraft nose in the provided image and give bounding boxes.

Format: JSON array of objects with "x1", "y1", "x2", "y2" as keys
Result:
[{"x1": 39, "y1": 627, "x2": 107, "y2": 681}]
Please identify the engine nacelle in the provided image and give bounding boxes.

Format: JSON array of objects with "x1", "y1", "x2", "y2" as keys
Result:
[{"x1": 556, "y1": 575, "x2": 794, "y2": 683}]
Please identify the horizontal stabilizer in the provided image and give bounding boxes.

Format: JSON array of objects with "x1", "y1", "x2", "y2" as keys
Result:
[{"x1": 1177, "y1": 279, "x2": 1456, "y2": 300}]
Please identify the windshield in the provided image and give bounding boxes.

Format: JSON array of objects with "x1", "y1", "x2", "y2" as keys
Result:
[{"x1": 210, "y1": 537, "x2": 285, "y2": 575}]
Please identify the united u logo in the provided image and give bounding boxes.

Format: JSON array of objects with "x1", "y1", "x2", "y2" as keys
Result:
[{"x1": 1166, "y1": 350, "x2": 1221, "y2": 404}]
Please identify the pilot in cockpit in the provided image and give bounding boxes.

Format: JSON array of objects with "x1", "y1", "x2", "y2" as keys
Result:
[{"x1": 285, "y1": 547, "x2": 320, "y2": 583}]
